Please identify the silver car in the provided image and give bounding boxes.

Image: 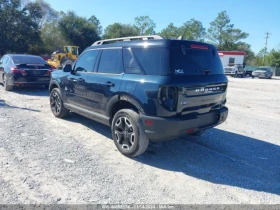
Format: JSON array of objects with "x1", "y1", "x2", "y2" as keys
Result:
[{"x1": 252, "y1": 66, "x2": 273, "y2": 79}]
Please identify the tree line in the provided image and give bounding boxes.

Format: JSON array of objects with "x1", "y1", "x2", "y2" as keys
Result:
[{"x1": 0, "y1": 0, "x2": 279, "y2": 67}]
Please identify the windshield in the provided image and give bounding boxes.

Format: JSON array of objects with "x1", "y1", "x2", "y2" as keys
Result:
[
  {"x1": 255, "y1": 68, "x2": 268, "y2": 71},
  {"x1": 72, "y1": 47, "x2": 79, "y2": 55}
]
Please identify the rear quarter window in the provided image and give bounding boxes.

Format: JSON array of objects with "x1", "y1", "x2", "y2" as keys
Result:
[{"x1": 132, "y1": 48, "x2": 170, "y2": 75}]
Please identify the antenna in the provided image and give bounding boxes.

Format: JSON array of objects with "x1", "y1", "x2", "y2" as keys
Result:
[{"x1": 177, "y1": 28, "x2": 188, "y2": 40}]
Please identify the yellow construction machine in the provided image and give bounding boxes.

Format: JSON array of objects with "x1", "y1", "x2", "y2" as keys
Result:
[{"x1": 47, "y1": 46, "x2": 79, "y2": 69}]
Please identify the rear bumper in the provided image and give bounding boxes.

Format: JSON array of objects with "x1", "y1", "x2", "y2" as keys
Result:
[
  {"x1": 13, "y1": 81, "x2": 50, "y2": 85},
  {"x1": 140, "y1": 107, "x2": 228, "y2": 142},
  {"x1": 10, "y1": 76, "x2": 50, "y2": 86}
]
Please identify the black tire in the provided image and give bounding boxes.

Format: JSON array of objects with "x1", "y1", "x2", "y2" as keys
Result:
[
  {"x1": 50, "y1": 88, "x2": 69, "y2": 118},
  {"x1": 3, "y1": 74, "x2": 13, "y2": 91},
  {"x1": 252, "y1": 76, "x2": 255, "y2": 79},
  {"x1": 111, "y1": 109, "x2": 149, "y2": 157},
  {"x1": 60, "y1": 58, "x2": 73, "y2": 67}
]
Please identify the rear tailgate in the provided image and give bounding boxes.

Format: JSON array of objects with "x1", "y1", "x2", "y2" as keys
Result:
[
  {"x1": 17, "y1": 64, "x2": 51, "y2": 76},
  {"x1": 170, "y1": 43, "x2": 227, "y2": 115}
]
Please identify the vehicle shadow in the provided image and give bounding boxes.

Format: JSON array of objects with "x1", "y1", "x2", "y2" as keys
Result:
[
  {"x1": 65, "y1": 112, "x2": 112, "y2": 139},
  {"x1": 0, "y1": 99, "x2": 40, "y2": 112},
  {"x1": 62, "y1": 113, "x2": 280, "y2": 195},
  {"x1": 11, "y1": 86, "x2": 49, "y2": 97},
  {"x1": 135, "y1": 128, "x2": 280, "y2": 195}
]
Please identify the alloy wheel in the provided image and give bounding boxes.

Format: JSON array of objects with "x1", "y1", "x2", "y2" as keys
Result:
[
  {"x1": 114, "y1": 117, "x2": 135, "y2": 151},
  {"x1": 50, "y1": 91, "x2": 61, "y2": 115}
]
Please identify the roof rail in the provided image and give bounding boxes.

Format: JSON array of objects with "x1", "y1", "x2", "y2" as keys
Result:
[{"x1": 92, "y1": 35, "x2": 163, "y2": 45}]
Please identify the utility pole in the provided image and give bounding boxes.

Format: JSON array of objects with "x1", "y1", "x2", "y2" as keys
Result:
[{"x1": 262, "y1": 32, "x2": 271, "y2": 65}]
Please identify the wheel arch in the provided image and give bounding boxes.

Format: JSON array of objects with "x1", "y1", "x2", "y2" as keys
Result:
[
  {"x1": 49, "y1": 80, "x2": 60, "y2": 93},
  {"x1": 107, "y1": 94, "x2": 145, "y2": 124}
]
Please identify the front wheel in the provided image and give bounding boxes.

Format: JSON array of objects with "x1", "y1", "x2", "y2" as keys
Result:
[
  {"x1": 50, "y1": 88, "x2": 69, "y2": 118},
  {"x1": 111, "y1": 109, "x2": 149, "y2": 157}
]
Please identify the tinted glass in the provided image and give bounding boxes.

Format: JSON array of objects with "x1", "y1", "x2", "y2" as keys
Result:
[
  {"x1": 74, "y1": 50, "x2": 99, "y2": 72},
  {"x1": 1, "y1": 56, "x2": 9, "y2": 65},
  {"x1": 132, "y1": 48, "x2": 170, "y2": 75},
  {"x1": 171, "y1": 48, "x2": 224, "y2": 75},
  {"x1": 72, "y1": 47, "x2": 79, "y2": 55},
  {"x1": 98, "y1": 49, "x2": 122, "y2": 74},
  {"x1": 123, "y1": 48, "x2": 141, "y2": 74},
  {"x1": 256, "y1": 68, "x2": 269, "y2": 71},
  {"x1": 11, "y1": 56, "x2": 46, "y2": 64}
]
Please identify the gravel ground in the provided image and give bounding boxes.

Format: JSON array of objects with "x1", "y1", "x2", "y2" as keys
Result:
[{"x1": 0, "y1": 76, "x2": 280, "y2": 204}]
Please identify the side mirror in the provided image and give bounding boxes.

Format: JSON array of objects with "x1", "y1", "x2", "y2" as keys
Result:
[{"x1": 63, "y1": 64, "x2": 72, "y2": 73}]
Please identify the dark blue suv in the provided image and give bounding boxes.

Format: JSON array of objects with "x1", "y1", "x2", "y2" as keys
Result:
[{"x1": 49, "y1": 35, "x2": 228, "y2": 157}]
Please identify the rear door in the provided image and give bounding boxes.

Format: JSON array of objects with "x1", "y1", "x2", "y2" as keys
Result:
[
  {"x1": 170, "y1": 43, "x2": 228, "y2": 114},
  {"x1": 87, "y1": 48, "x2": 123, "y2": 115},
  {"x1": 64, "y1": 49, "x2": 100, "y2": 109}
]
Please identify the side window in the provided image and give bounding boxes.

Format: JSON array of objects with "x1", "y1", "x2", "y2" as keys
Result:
[
  {"x1": 132, "y1": 48, "x2": 168, "y2": 75},
  {"x1": 123, "y1": 48, "x2": 142, "y2": 74},
  {"x1": 1, "y1": 56, "x2": 8, "y2": 65},
  {"x1": 98, "y1": 49, "x2": 122, "y2": 74},
  {"x1": 229, "y1": 57, "x2": 235, "y2": 64},
  {"x1": 74, "y1": 50, "x2": 99, "y2": 72}
]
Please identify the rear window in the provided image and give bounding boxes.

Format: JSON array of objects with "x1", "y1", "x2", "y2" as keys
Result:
[
  {"x1": 256, "y1": 68, "x2": 269, "y2": 71},
  {"x1": 11, "y1": 56, "x2": 46, "y2": 65},
  {"x1": 171, "y1": 47, "x2": 224, "y2": 75},
  {"x1": 132, "y1": 48, "x2": 170, "y2": 75}
]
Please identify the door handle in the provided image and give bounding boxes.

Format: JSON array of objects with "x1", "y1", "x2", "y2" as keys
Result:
[
  {"x1": 106, "y1": 81, "x2": 114, "y2": 87},
  {"x1": 69, "y1": 78, "x2": 85, "y2": 83},
  {"x1": 77, "y1": 78, "x2": 85, "y2": 83}
]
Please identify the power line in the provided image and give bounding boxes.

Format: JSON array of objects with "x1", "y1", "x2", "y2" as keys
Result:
[{"x1": 262, "y1": 32, "x2": 271, "y2": 65}]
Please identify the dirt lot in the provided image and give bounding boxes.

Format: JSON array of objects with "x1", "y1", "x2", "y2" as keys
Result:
[{"x1": 1, "y1": 77, "x2": 280, "y2": 204}]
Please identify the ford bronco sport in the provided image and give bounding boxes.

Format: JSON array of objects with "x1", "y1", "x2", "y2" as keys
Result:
[{"x1": 49, "y1": 35, "x2": 228, "y2": 157}]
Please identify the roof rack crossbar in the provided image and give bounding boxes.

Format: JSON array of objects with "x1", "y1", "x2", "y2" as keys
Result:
[{"x1": 92, "y1": 35, "x2": 163, "y2": 45}]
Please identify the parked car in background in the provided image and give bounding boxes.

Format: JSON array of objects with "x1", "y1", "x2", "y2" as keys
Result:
[
  {"x1": 224, "y1": 64, "x2": 246, "y2": 77},
  {"x1": 49, "y1": 35, "x2": 228, "y2": 157},
  {"x1": 0, "y1": 54, "x2": 53, "y2": 91},
  {"x1": 252, "y1": 66, "x2": 273, "y2": 79}
]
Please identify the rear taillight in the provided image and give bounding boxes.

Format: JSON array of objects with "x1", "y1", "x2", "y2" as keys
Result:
[
  {"x1": 190, "y1": 44, "x2": 208, "y2": 50},
  {"x1": 158, "y1": 86, "x2": 177, "y2": 111},
  {"x1": 11, "y1": 67, "x2": 27, "y2": 74},
  {"x1": 11, "y1": 67, "x2": 21, "y2": 73},
  {"x1": 47, "y1": 69, "x2": 53, "y2": 75}
]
